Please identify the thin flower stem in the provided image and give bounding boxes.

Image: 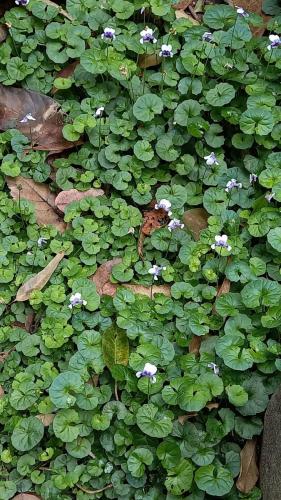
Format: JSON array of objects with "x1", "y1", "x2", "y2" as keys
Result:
[
  {"x1": 76, "y1": 483, "x2": 113, "y2": 495},
  {"x1": 230, "y1": 14, "x2": 238, "y2": 52},
  {"x1": 161, "y1": 58, "x2": 165, "y2": 93},
  {"x1": 147, "y1": 377, "x2": 150, "y2": 403},
  {"x1": 263, "y1": 50, "x2": 273, "y2": 82},
  {"x1": 98, "y1": 118, "x2": 102, "y2": 152},
  {"x1": 143, "y1": 46, "x2": 147, "y2": 94}
]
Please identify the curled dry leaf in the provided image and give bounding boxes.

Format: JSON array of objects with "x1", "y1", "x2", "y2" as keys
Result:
[
  {"x1": 7, "y1": 176, "x2": 66, "y2": 233},
  {"x1": 15, "y1": 252, "x2": 64, "y2": 302},
  {"x1": 141, "y1": 208, "x2": 170, "y2": 236},
  {"x1": 91, "y1": 258, "x2": 122, "y2": 295},
  {"x1": 178, "y1": 403, "x2": 219, "y2": 424},
  {"x1": 189, "y1": 335, "x2": 202, "y2": 355},
  {"x1": 183, "y1": 208, "x2": 208, "y2": 240},
  {"x1": 236, "y1": 0, "x2": 270, "y2": 36},
  {"x1": 175, "y1": 10, "x2": 200, "y2": 23},
  {"x1": 0, "y1": 385, "x2": 4, "y2": 398},
  {"x1": 0, "y1": 84, "x2": 79, "y2": 152},
  {"x1": 213, "y1": 278, "x2": 231, "y2": 314},
  {"x1": 138, "y1": 53, "x2": 161, "y2": 69},
  {"x1": 0, "y1": 24, "x2": 8, "y2": 43},
  {"x1": 36, "y1": 414, "x2": 55, "y2": 426},
  {"x1": 12, "y1": 495, "x2": 41, "y2": 500},
  {"x1": 55, "y1": 188, "x2": 104, "y2": 212},
  {"x1": 236, "y1": 439, "x2": 259, "y2": 494}
]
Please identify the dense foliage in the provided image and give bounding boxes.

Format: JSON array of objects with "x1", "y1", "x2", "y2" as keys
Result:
[{"x1": 0, "y1": 0, "x2": 281, "y2": 498}]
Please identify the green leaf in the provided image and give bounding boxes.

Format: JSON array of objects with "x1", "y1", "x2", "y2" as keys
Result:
[
  {"x1": 53, "y1": 409, "x2": 80, "y2": 442},
  {"x1": 174, "y1": 100, "x2": 202, "y2": 126},
  {"x1": 226, "y1": 385, "x2": 248, "y2": 406},
  {"x1": 165, "y1": 459, "x2": 194, "y2": 496},
  {"x1": 102, "y1": 325, "x2": 129, "y2": 370},
  {"x1": 195, "y1": 464, "x2": 233, "y2": 496},
  {"x1": 127, "y1": 448, "x2": 153, "y2": 477},
  {"x1": 136, "y1": 403, "x2": 173, "y2": 438},
  {"x1": 133, "y1": 94, "x2": 163, "y2": 122},
  {"x1": 49, "y1": 371, "x2": 84, "y2": 409},
  {"x1": 240, "y1": 109, "x2": 274, "y2": 135},
  {"x1": 11, "y1": 417, "x2": 44, "y2": 451},
  {"x1": 134, "y1": 140, "x2": 154, "y2": 161},
  {"x1": 268, "y1": 227, "x2": 281, "y2": 251},
  {"x1": 206, "y1": 83, "x2": 235, "y2": 107}
]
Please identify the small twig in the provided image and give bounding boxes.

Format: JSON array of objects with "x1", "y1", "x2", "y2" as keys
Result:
[
  {"x1": 41, "y1": 0, "x2": 74, "y2": 21},
  {"x1": 76, "y1": 483, "x2": 113, "y2": 495},
  {"x1": 188, "y1": 5, "x2": 200, "y2": 21},
  {"x1": 114, "y1": 381, "x2": 119, "y2": 401}
]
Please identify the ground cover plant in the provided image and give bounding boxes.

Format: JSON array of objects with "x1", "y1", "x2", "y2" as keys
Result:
[{"x1": 0, "y1": 0, "x2": 281, "y2": 498}]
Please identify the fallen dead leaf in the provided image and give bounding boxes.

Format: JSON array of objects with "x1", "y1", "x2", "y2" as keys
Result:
[
  {"x1": 236, "y1": 439, "x2": 259, "y2": 494},
  {"x1": 0, "y1": 25, "x2": 8, "y2": 43},
  {"x1": 189, "y1": 335, "x2": 202, "y2": 354},
  {"x1": 0, "y1": 386, "x2": 4, "y2": 398},
  {"x1": 183, "y1": 208, "x2": 208, "y2": 240},
  {"x1": 138, "y1": 53, "x2": 161, "y2": 69},
  {"x1": 55, "y1": 188, "x2": 104, "y2": 212},
  {"x1": 236, "y1": 0, "x2": 270, "y2": 36},
  {"x1": 172, "y1": 0, "x2": 193, "y2": 8},
  {"x1": 36, "y1": 414, "x2": 54, "y2": 426},
  {"x1": 0, "y1": 85, "x2": 79, "y2": 152},
  {"x1": 15, "y1": 252, "x2": 64, "y2": 302},
  {"x1": 12, "y1": 495, "x2": 41, "y2": 500},
  {"x1": 142, "y1": 208, "x2": 170, "y2": 236},
  {"x1": 42, "y1": 0, "x2": 73, "y2": 21},
  {"x1": 7, "y1": 176, "x2": 66, "y2": 233},
  {"x1": 91, "y1": 258, "x2": 123, "y2": 295},
  {"x1": 175, "y1": 9, "x2": 200, "y2": 23},
  {"x1": 216, "y1": 278, "x2": 231, "y2": 299},
  {"x1": 91, "y1": 259, "x2": 171, "y2": 298},
  {"x1": 52, "y1": 61, "x2": 79, "y2": 94},
  {"x1": 178, "y1": 403, "x2": 219, "y2": 424}
]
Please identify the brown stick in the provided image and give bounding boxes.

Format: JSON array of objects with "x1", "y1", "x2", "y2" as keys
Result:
[{"x1": 76, "y1": 483, "x2": 113, "y2": 495}]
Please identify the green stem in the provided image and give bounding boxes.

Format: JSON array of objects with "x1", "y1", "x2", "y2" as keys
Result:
[
  {"x1": 143, "y1": 46, "x2": 147, "y2": 94},
  {"x1": 263, "y1": 50, "x2": 273, "y2": 82},
  {"x1": 98, "y1": 118, "x2": 102, "y2": 152},
  {"x1": 147, "y1": 378, "x2": 150, "y2": 403},
  {"x1": 161, "y1": 58, "x2": 165, "y2": 93},
  {"x1": 230, "y1": 14, "x2": 238, "y2": 52}
]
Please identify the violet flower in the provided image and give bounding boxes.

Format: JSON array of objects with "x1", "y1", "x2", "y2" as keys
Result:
[
  {"x1": 148, "y1": 265, "x2": 166, "y2": 281},
  {"x1": 155, "y1": 199, "x2": 172, "y2": 216},
  {"x1": 204, "y1": 152, "x2": 219, "y2": 166},
  {"x1": 267, "y1": 34, "x2": 281, "y2": 50},
  {"x1": 159, "y1": 44, "x2": 173, "y2": 57},
  {"x1": 140, "y1": 27, "x2": 157, "y2": 45},
  {"x1": 20, "y1": 113, "x2": 36, "y2": 123},
  {"x1": 265, "y1": 192, "x2": 275, "y2": 202},
  {"x1": 225, "y1": 179, "x2": 242, "y2": 193},
  {"x1": 95, "y1": 107, "x2": 104, "y2": 118},
  {"x1": 249, "y1": 173, "x2": 258, "y2": 184},
  {"x1": 208, "y1": 362, "x2": 220, "y2": 375},
  {"x1": 236, "y1": 6, "x2": 249, "y2": 17},
  {"x1": 202, "y1": 32, "x2": 213, "y2": 42},
  {"x1": 101, "y1": 27, "x2": 116, "y2": 41},
  {"x1": 37, "y1": 237, "x2": 47, "y2": 248},
  {"x1": 168, "y1": 219, "x2": 184, "y2": 232},
  {"x1": 136, "y1": 363, "x2": 157, "y2": 383},
  {"x1": 211, "y1": 234, "x2": 232, "y2": 252},
  {"x1": 69, "y1": 292, "x2": 87, "y2": 309},
  {"x1": 15, "y1": 0, "x2": 29, "y2": 5}
]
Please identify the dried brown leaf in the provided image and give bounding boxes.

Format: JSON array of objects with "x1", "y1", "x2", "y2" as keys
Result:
[
  {"x1": 172, "y1": 0, "x2": 193, "y2": 8},
  {"x1": 55, "y1": 188, "x2": 104, "y2": 212},
  {"x1": 36, "y1": 414, "x2": 54, "y2": 426},
  {"x1": 236, "y1": 0, "x2": 269, "y2": 36},
  {"x1": 0, "y1": 84, "x2": 78, "y2": 152},
  {"x1": 7, "y1": 176, "x2": 66, "y2": 232},
  {"x1": 178, "y1": 403, "x2": 218, "y2": 424},
  {"x1": 12, "y1": 495, "x2": 41, "y2": 500},
  {"x1": 91, "y1": 258, "x2": 123, "y2": 295},
  {"x1": 0, "y1": 351, "x2": 10, "y2": 363},
  {"x1": 236, "y1": 440, "x2": 259, "y2": 494},
  {"x1": 126, "y1": 284, "x2": 171, "y2": 297},
  {"x1": 15, "y1": 252, "x2": 64, "y2": 302},
  {"x1": 175, "y1": 9, "x2": 200, "y2": 23},
  {"x1": 0, "y1": 385, "x2": 4, "y2": 398},
  {"x1": 138, "y1": 53, "x2": 161, "y2": 69},
  {"x1": 217, "y1": 278, "x2": 231, "y2": 298},
  {"x1": 142, "y1": 208, "x2": 169, "y2": 236},
  {"x1": 0, "y1": 25, "x2": 8, "y2": 43},
  {"x1": 52, "y1": 61, "x2": 79, "y2": 94},
  {"x1": 189, "y1": 335, "x2": 202, "y2": 354},
  {"x1": 183, "y1": 208, "x2": 208, "y2": 240}
]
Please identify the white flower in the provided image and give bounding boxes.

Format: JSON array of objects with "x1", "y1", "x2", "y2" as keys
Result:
[
  {"x1": 140, "y1": 7, "x2": 145, "y2": 14},
  {"x1": 37, "y1": 237, "x2": 47, "y2": 247},
  {"x1": 204, "y1": 152, "x2": 219, "y2": 166},
  {"x1": 95, "y1": 106, "x2": 104, "y2": 118},
  {"x1": 20, "y1": 112, "x2": 36, "y2": 123},
  {"x1": 267, "y1": 34, "x2": 281, "y2": 50},
  {"x1": 101, "y1": 27, "x2": 116, "y2": 41},
  {"x1": 225, "y1": 178, "x2": 242, "y2": 192},
  {"x1": 140, "y1": 27, "x2": 157, "y2": 44},
  {"x1": 168, "y1": 219, "x2": 184, "y2": 232},
  {"x1": 159, "y1": 44, "x2": 173, "y2": 57},
  {"x1": 136, "y1": 363, "x2": 157, "y2": 383},
  {"x1": 265, "y1": 192, "x2": 275, "y2": 202},
  {"x1": 155, "y1": 199, "x2": 172, "y2": 216},
  {"x1": 236, "y1": 6, "x2": 249, "y2": 17},
  {"x1": 15, "y1": 0, "x2": 29, "y2": 5},
  {"x1": 69, "y1": 292, "x2": 87, "y2": 309},
  {"x1": 208, "y1": 362, "x2": 220, "y2": 375},
  {"x1": 128, "y1": 227, "x2": 135, "y2": 234},
  {"x1": 202, "y1": 32, "x2": 213, "y2": 42},
  {"x1": 148, "y1": 265, "x2": 166, "y2": 281},
  {"x1": 211, "y1": 234, "x2": 232, "y2": 252},
  {"x1": 249, "y1": 173, "x2": 258, "y2": 184}
]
